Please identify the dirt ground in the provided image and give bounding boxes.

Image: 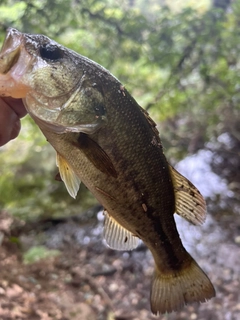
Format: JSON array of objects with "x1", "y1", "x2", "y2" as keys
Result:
[{"x1": 0, "y1": 209, "x2": 240, "y2": 320}]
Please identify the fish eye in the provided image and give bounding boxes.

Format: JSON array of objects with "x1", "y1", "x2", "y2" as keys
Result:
[{"x1": 39, "y1": 44, "x2": 63, "y2": 61}]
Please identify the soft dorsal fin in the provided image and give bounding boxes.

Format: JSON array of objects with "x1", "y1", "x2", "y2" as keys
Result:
[
  {"x1": 169, "y1": 165, "x2": 206, "y2": 225},
  {"x1": 103, "y1": 210, "x2": 139, "y2": 250},
  {"x1": 56, "y1": 152, "x2": 81, "y2": 199}
]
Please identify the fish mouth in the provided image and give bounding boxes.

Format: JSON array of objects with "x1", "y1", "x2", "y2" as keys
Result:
[
  {"x1": 0, "y1": 28, "x2": 22, "y2": 74},
  {"x1": 0, "y1": 28, "x2": 33, "y2": 98}
]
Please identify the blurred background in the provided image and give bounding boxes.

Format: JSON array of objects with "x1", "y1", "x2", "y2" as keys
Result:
[{"x1": 0, "y1": 0, "x2": 239, "y2": 319}]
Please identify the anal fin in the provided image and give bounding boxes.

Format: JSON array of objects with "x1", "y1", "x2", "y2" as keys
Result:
[
  {"x1": 56, "y1": 152, "x2": 81, "y2": 199},
  {"x1": 169, "y1": 165, "x2": 206, "y2": 225},
  {"x1": 103, "y1": 210, "x2": 139, "y2": 251}
]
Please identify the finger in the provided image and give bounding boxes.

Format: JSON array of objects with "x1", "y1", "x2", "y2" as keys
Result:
[
  {"x1": 1, "y1": 97, "x2": 27, "y2": 118},
  {"x1": 0, "y1": 98, "x2": 21, "y2": 146}
]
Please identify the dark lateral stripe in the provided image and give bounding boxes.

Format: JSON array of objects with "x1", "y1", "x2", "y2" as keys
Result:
[{"x1": 147, "y1": 206, "x2": 184, "y2": 271}]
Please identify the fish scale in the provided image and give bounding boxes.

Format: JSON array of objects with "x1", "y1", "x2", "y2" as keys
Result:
[{"x1": 0, "y1": 28, "x2": 215, "y2": 314}]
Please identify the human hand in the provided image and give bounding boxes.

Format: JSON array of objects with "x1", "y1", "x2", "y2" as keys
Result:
[{"x1": 0, "y1": 97, "x2": 27, "y2": 146}]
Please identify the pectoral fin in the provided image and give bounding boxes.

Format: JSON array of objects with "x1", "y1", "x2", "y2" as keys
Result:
[
  {"x1": 103, "y1": 210, "x2": 139, "y2": 250},
  {"x1": 75, "y1": 133, "x2": 118, "y2": 178},
  {"x1": 169, "y1": 165, "x2": 206, "y2": 225},
  {"x1": 56, "y1": 152, "x2": 81, "y2": 199}
]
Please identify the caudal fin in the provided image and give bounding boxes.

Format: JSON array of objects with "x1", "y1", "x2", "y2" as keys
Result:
[{"x1": 150, "y1": 259, "x2": 215, "y2": 315}]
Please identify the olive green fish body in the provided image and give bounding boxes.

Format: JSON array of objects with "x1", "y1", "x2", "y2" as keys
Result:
[
  {"x1": 42, "y1": 80, "x2": 183, "y2": 260},
  {"x1": 0, "y1": 28, "x2": 215, "y2": 314}
]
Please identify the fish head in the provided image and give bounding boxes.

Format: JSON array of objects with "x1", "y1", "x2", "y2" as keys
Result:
[{"x1": 0, "y1": 28, "x2": 106, "y2": 133}]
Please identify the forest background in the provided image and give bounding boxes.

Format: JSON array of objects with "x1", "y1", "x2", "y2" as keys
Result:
[{"x1": 0, "y1": 0, "x2": 239, "y2": 319}]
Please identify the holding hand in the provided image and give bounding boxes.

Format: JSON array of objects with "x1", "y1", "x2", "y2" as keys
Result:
[{"x1": 0, "y1": 97, "x2": 27, "y2": 146}]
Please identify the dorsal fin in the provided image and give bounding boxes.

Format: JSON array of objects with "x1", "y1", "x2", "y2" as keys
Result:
[
  {"x1": 169, "y1": 165, "x2": 206, "y2": 225},
  {"x1": 103, "y1": 210, "x2": 139, "y2": 250},
  {"x1": 56, "y1": 152, "x2": 81, "y2": 199}
]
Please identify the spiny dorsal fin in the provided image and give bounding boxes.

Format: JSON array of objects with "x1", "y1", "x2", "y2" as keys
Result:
[
  {"x1": 56, "y1": 152, "x2": 81, "y2": 199},
  {"x1": 75, "y1": 133, "x2": 118, "y2": 178},
  {"x1": 103, "y1": 210, "x2": 139, "y2": 250},
  {"x1": 169, "y1": 165, "x2": 206, "y2": 225}
]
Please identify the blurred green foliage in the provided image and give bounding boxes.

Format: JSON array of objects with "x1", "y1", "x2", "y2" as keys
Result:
[
  {"x1": 0, "y1": 0, "x2": 239, "y2": 220},
  {"x1": 23, "y1": 245, "x2": 60, "y2": 264}
]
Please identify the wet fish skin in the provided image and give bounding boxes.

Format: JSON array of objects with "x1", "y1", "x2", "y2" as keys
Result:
[{"x1": 0, "y1": 28, "x2": 215, "y2": 314}]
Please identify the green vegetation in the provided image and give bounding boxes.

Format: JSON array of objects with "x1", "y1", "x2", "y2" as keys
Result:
[
  {"x1": 0, "y1": 0, "x2": 239, "y2": 220},
  {"x1": 23, "y1": 246, "x2": 60, "y2": 264}
]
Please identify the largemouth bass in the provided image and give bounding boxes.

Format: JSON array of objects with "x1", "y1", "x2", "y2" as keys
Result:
[{"x1": 0, "y1": 28, "x2": 215, "y2": 314}]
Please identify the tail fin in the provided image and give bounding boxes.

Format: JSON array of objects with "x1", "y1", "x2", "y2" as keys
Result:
[{"x1": 150, "y1": 259, "x2": 215, "y2": 315}]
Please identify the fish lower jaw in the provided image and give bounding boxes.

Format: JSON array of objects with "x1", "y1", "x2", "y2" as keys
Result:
[{"x1": 0, "y1": 75, "x2": 28, "y2": 98}]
